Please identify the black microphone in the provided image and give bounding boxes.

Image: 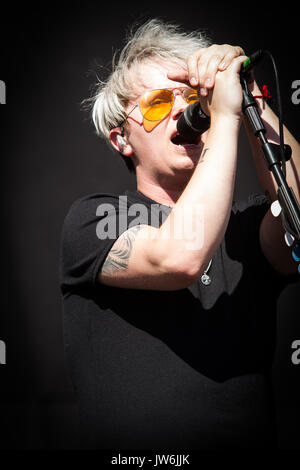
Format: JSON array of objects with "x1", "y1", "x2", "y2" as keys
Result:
[
  {"x1": 240, "y1": 49, "x2": 264, "y2": 77},
  {"x1": 177, "y1": 50, "x2": 265, "y2": 143},
  {"x1": 176, "y1": 102, "x2": 210, "y2": 144}
]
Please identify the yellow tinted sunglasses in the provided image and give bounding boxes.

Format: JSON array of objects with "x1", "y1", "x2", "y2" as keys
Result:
[{"x1": 123, "y1": 87, "x2": 199, "y2": 125}]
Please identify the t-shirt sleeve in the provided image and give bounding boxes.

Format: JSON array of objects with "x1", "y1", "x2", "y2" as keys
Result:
[
  {"x1": 59, "y1": 193, "x2": 146, "y2": 294},
  {"x1": 232, "y1": 193, "x2": 299, "y2": 291}
]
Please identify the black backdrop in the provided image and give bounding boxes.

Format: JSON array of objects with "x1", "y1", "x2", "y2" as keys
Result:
[{"x1": 0, "y1": 1, "x2": 299, "y2": 450}]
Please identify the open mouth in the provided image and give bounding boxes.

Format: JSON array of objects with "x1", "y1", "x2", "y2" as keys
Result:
[{"x1": 171, "y1": 132, "x2": 199, "y2": 146}]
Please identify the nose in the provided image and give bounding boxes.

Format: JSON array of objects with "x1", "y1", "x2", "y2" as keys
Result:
[{"x1": 172, "y1": 89, "x2": 187, "y2": 119}]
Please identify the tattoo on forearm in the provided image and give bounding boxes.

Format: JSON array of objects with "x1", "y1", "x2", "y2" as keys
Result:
[
  {"x1": 101, "y1": 224, "x2": 144, "y2": 275},
  {"x1": 200, "y1": 148, "x2": 209, "y2": 163}
]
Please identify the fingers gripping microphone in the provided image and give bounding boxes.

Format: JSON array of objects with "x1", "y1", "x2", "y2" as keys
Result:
[{"x1": 176, "y1": 50, "x2": 265, "y2": 143}]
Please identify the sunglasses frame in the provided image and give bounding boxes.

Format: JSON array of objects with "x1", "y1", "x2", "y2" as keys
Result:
[{"x1": 121, "y1": 87, "x2": 198, "y2": 127}]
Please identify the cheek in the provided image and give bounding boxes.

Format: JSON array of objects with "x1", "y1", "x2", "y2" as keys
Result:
[
  {"x1": 133, "y1": 135, "x2": 167, "y2": 170},
  {"x1": 132, "y1": 124, "x2": 167, "y2": 155},
  {"x1": 130, "y1": 132, "x2": 157, "y2": 161}
]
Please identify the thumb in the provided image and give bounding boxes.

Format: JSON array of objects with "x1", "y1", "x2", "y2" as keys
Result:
[
  {"x1": 230, "y1": 55, "x2": 249, "y2": 74},
  {"x1": 167, "y1": 65, "x2": 191, "y2": 87}
]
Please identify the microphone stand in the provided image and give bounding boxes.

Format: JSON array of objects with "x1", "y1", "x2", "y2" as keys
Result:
[{"x1": 240, "y1": 74, "x2": 300, "y2": 257}]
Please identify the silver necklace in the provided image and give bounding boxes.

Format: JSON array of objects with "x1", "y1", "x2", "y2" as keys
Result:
[{"x1": 201, "y1": 259, "x2": 212, "y2": 285}]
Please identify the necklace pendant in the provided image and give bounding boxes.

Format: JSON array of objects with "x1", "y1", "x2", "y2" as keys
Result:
[{"x1": 201, "y1": 273, "x2": 211, "y2": 285}]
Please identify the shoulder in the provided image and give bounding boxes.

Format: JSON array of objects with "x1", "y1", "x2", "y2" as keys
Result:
[
  {"x1": 60, "y1": 192, "x2": 121, "y2": 255},
  {"x1": 224, "y1": 193, "x2": 270, "y2": 269},
  {"x1": 59, "y1": 193, "x2": 123, "y2": 292},
  {"x1": 228, "y1": 193, "x2": 270, "y2": 243},
  {"x1": 64, "y1": 192, "x2": 120, "y2": 221},
  {"x1": 231, "y1": 193, "x2": 269, "y2": 215},
  {"x1": 227, "y1": 193, "x2": 270, "y2": 242},
  {"x1": 62, "y1": 192, "x2": 123, "y2": 235}
]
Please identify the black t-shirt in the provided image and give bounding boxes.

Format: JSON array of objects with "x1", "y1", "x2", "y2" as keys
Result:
[{"x1": 59, "y1": 189, "x2": 297, "y2": 450}]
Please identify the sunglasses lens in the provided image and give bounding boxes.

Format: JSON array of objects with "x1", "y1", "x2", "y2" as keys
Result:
[
  {"x1": 184, "y1": 88, "x2": 198, "y2": 104},
  {"x1": 139, "y1": 88, "x2": 198, "y2": 122},
  {"x1": 140, "y1": 89, "x2": 174, "y2": 121}
]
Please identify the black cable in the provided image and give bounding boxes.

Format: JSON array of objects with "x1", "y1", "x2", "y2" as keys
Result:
[{"x1": 263, "y1": 50, "x2": 286, "y2": 177}]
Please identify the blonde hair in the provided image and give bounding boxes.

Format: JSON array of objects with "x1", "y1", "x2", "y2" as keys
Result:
[{"x1": 85, "y1": 19, "x2": 210, "y2": 171}]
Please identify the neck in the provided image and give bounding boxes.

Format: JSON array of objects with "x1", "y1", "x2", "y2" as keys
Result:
[{"x1": 136, "y1": 177, "x2": 189, "y2": 207}]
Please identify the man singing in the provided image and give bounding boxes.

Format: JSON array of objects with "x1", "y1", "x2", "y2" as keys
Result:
[{"x1": 60, "y1": 19, "x2": 299, "y2": 449}]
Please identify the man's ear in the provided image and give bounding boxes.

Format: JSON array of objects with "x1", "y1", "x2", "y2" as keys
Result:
[{"x1": 109, "y1": 129, "x2": 133, "y2": 156}]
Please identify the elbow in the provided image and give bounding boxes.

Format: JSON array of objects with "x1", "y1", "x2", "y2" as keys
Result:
[
  {"x1": 158, "y1": 256, "x2": 202, "y2": 289},
  {"x1": 147, "y1": 239, "x2": 208, "y2": 290}
]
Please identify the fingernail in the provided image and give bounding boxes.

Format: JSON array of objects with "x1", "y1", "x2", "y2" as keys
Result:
[
  {"x1": 219, "y1": 62, "x2": 226, "y2": 69},
  {"x1": 205, "y1": 78, "x2": 211, "y2": 87},
  {"x1": 190, "y1": 77, "x2": 198, "y2": 86},
  {"x1": 200, "y1": 88, "x2": 207, "y2": 96}
]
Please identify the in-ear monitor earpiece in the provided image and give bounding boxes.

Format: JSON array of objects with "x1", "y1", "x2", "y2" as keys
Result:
[{"x1": 117, "y1": 134, "x2": 126, "y2": 150}]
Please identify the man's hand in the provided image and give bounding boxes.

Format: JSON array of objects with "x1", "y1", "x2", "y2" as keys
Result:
[
  {"x1": 167, "y1": 44, "x2": 245, "y2": 95},
  {"x1": 203, "y1": 56, "x2": 247, "y2": 120}
]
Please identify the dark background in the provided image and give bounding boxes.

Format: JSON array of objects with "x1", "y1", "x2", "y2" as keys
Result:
[{"x1": 0, "y1": 1, "x2": 299, "y2": 450}]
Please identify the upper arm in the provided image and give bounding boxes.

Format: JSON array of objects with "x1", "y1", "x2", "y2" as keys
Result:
[
  {"x1": 98, "y1": 224, "x2": 194, "y2": 291},
  {"x1": 259, "y1": 208, "x2": 298, "y2": 275}
]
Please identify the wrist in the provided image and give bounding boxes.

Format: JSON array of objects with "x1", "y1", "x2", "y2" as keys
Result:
[{"x1": 209, "y1": 113, "x2": 241, "y2": 132}]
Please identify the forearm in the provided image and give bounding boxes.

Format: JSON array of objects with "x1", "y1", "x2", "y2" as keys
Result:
[
  {"x1": 243, "y1": 81, "x2": 300, "y2": 202},
  {"x1": 152, "y1": 116, "x2": 240, "y2": 278}
]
